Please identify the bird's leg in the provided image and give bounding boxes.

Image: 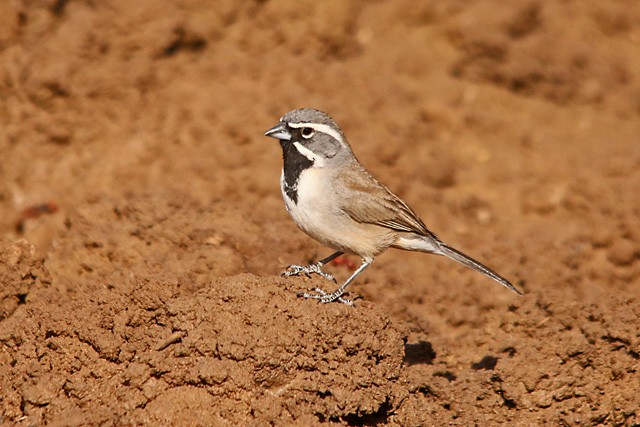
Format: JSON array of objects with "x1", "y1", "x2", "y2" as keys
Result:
[
  {"x1": 298, "y1": 259, "x2": 372, "y2": 306},
  {"x1": 282, "y1": 251, "x2": 344, "y2": 283}
]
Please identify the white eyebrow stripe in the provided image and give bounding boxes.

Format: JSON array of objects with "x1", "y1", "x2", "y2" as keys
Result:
[
  {"x1": 293, "y1": 142, "x2": 326, "y2": 167},
  {"x1": 288, "y1": 122, "x2": 344, "y2": 144}
]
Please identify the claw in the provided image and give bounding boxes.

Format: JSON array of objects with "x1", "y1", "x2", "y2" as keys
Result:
[
  {"x1": 297, "y1": 288, "x2": 354, "y2": 306},
  {"x1": 282, "y1": 263, "x2": 335, "y2": 282},
  {"x1": 284, "y1": 258, "x2": 369, "y2": 307}
]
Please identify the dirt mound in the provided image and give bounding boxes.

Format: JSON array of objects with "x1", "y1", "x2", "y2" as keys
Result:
[
  {"x1": 1, "y1": 0, "x2": 639, "y2": 425},
  {"x1": 1, "y1": 196, "x2": 405, "y2": 425},
  {"x1": 0, "y1": 240, "x2": 46, "y2": 322}
]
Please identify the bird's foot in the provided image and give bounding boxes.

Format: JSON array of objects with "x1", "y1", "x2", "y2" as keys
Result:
[
  {"x1": 282, "y1": 263, "x2": 337, "y2": 283},
  {"x1": 297, "y1": 287, "x2": 354, "y2": 306}
]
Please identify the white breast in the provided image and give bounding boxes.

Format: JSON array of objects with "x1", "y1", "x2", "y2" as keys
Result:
[
  {"x1": 280, "y1": 167, "x2": 329, "y2": 225},
  {"x1": 280, "y1": 167, "x2": 394, "y2": 259}
]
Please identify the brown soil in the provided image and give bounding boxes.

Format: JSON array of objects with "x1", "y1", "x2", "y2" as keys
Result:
[{"x1": 1, "y1": 1, "x2": 639, "y2": 425}]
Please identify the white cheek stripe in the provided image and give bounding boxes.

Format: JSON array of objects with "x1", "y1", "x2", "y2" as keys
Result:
[
  {"x1": 288, "y1": 122, "x2": 344, "y2": 144},
  {"x1": 293, "y1": 142, "x2": 326, "y2": 167}
]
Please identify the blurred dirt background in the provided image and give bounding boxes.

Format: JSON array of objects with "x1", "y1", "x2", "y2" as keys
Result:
[{"x1": 1, "y1": 0, "x2": 639, "y2": 425}]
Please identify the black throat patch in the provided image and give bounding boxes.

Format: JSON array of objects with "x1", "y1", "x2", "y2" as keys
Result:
[{"x1": 281, "y1": 140, "x2": 313, "y2": 204}]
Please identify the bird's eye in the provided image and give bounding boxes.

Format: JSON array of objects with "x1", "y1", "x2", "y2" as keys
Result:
[{"x1": 301, "y1": 127, "x2": 315, "y2": 138}]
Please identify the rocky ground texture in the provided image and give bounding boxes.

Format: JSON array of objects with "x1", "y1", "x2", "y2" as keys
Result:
[{"x1": 1, "y1": 1, "x2": 639, "y2": 425}]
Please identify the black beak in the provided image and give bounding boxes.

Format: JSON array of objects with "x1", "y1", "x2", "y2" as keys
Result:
[{"x1": 264, "y1": 122, "x2": 291, "y2": 141}]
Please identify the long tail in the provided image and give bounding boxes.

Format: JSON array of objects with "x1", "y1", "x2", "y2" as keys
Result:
[{"x1": 438, "y1": 242, "x2": 523, "y2": 295}]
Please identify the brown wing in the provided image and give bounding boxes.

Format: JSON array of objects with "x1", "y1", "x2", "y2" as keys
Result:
[{"x1": 336, "y1": 162, "x2": 438, "y2": 239}]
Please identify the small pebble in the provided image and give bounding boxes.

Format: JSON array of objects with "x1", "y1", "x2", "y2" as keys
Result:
[{"x1": 607, "y1": 240, "x2": 637, "y2": 266}]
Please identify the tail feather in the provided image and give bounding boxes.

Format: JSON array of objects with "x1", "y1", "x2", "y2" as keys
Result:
[{"x1": 438, "y1": 242, "x2": 523, "y2": 295}]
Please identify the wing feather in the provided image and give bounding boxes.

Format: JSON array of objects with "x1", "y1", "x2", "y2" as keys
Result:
[{"x1": 336, "y1": 162, "x2": 437, "y2": 239}]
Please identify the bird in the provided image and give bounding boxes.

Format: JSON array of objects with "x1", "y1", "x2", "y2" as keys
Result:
[{"x1": 264, "y1": 108, "x2": 522, "y2": 305}]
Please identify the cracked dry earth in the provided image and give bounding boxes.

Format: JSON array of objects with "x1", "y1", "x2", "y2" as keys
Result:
[{"x1": 1, "y1": 1, "x2": 640, "y2": 426}]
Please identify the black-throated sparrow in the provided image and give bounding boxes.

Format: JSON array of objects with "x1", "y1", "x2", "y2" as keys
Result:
[{"x1": 265, "y1": 108, "x2": 522, "y2": 305}]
